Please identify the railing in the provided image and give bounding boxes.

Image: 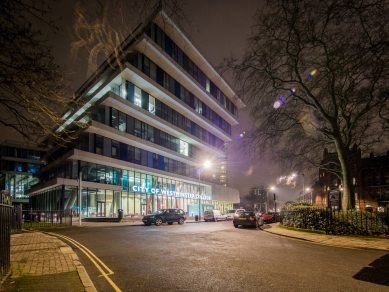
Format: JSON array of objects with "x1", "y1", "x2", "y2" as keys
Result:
[
  {"x1": 17, "y1": 209, "x2": 73, "y2": 229},
  {"x1": 281, "y1": 207, "x2": 389, "y2": 236},
  {"x1": 0, "y1": 204, "x2": 12, "y2": 284}
]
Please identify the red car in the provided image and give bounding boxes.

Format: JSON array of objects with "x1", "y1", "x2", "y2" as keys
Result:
[{"x1": 260, "y1": 213, "x2": 274, "y2": 223}]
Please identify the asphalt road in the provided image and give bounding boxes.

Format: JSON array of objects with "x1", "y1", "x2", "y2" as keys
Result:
[{"x1": 49, "y1": 221, "x2": 389, "y2": 292}]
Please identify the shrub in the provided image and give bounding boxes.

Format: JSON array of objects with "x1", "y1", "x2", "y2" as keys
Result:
[{"x1": 281, "y1": 207, "x2": 389, "y2": 236}]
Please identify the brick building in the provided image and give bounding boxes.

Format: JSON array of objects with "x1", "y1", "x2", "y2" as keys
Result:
[{"x1": 313, "y1": 145, "x2": 389, "y2": 211}]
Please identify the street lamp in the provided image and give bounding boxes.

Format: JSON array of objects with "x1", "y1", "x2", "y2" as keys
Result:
[
  {"x1": 270, "y1": 186, "x2": 276, "y2": 213},
  {"x1": 198, "y1": 160, "x2": 211, "y2": 221}
]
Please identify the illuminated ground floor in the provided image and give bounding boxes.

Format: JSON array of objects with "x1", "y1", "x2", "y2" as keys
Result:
[{"x1": 30, "y1": 185, "x2": 234, "y2": 218}]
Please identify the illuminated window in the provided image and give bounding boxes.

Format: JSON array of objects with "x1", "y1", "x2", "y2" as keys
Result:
[
  {"x1": 206, "y1": 77, "x2": 210, "y2": 93},
  {"x1": 179, "y1": 141, "x2": 188, "y2": 156},
  {"x1": 134, "y1": 87, "x2": 141, "y2": 107},
  {"x1": 149, "y1": 95, "x2": 155, "y2": 115}
]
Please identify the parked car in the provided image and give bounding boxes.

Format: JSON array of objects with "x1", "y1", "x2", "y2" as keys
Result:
[
  {"x1": 204, "y1": 210, "x2": 227, "y2": 222},
  {"x1": 225, "y1": 209, "x2": 236, "y2": 220},
  {"x1": 234, "y1": 209, "x2": 246, "y2": 216},
  {"x1": 233, "y1": 210, "x2": 263, "y2": 228},
  {"x1": 260, "y1": 213, "x2": 275, "y2": 224},
  {"x1": 142, "y1": 208, "x2": 186, "y2": 226}
]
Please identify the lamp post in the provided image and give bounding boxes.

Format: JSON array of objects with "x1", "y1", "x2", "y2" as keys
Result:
[
  {"x1": 198, "y1": 160, "x2": 211, "y2": 221},
  {"x1": 78, "y1": 171, "x2": 82, "y2": 227},
  {"x1": 270, "y1": 186, "x2": 276, "y2": 213}
]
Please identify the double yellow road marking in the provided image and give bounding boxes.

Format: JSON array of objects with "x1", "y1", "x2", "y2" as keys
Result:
[{"x1": 46, "y1": 232, "x2": 122, "y2": 292}]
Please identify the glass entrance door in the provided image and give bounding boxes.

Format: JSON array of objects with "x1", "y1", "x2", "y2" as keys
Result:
[{"x1": 97, "y1": 201, "x2": 106, "y2": 217}]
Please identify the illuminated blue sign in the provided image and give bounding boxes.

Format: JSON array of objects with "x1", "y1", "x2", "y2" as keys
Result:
[{"x1": 132, "y1": 186, "x2": 211, "y2": 200}]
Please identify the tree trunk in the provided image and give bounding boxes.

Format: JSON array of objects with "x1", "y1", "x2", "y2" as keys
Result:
[{"x1": 337, "y1": 147, "x2": 355, "y2": 210}]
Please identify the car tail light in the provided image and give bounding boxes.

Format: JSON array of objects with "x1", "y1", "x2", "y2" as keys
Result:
[{"x1": 248, "y1": 217, "x2": 254, "y2": 221}]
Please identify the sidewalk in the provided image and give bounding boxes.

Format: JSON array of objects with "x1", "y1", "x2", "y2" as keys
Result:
[
  {"x1": 1, "y1": 231, "x2": 96, "y2": 292},
  {"x1": 263, "y1": 223, "x2": 389, "y2": 251},
  {"x1": 1, "y1": 221, "x2": 388, "y2": 291}
]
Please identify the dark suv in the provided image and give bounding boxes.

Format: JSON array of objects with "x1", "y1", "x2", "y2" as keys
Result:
[{"x1": 142, "y1": 209, "x2": 187, "y2": 226}]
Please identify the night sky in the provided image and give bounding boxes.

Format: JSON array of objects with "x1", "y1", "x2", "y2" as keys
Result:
[{"x1": 2, "y1": 0, "x2": 302, "y2": 205}]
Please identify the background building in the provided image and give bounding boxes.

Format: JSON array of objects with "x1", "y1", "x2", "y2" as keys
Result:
[
  {"x1": 0, "y1": 141, "x2": 45, "y2": 208},
  {"x1": 313, "y1": 146, "x2": 389, "y2": 211}
]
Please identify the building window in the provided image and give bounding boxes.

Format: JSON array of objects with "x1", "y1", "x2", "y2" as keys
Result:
[
  {"x1": 149, "y1": 95, "x2": 155, "y2": 115},
  {"x1": 134, "y1": 86, "x2": 142, "y2": 107},
  {"x1": 205, "y1": 77, "x2": 210, "y2": 93},
  {"x1": 95, "y1": 135, "x2": 103, "y2": 155},
  {"x1": 376, "y1": 173, "x2": 380, "y2": 185},
  {"x1": 27, "y1": 163, "x2": 40, "y2": 173},
  {"x1": 385, "y1": 173, "x2": 389, "y2": 183},
  {"x1": 367, "y1": 174, "x2": 372, "y2": 185},
  {"x1": 179, "y1": 140, "x2": 189, "y2": 156},
  {"x1": 13, "y1": 162, "x2": 22, "y2": 172}
]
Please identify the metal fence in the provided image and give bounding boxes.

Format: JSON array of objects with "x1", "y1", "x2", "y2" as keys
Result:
[
  {"x1": 0, "y1": 204, "x2": 12, "y2": 284},
  {"x1": 17, "y1": 209, "x2": 73, "y2": 229},
  {"x1": 281, "y1": 207, "x2": 389, "y2": 236}
]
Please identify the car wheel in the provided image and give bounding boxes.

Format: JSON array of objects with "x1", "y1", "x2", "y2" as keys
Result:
[
  {"x1": 155, "y1": 218, "x2": 163, "y2": 226},
  {"x1": 168, "y1": 222, "x2": 173, "y2": 225},
  {"x1": 234, "y1": 224, "x2": 238, "y2": 228},
  {"x1": 178, "y1": 218, "x2": 185, "y2": 225},
  {"x1": 144, "y1": 222, "x2": 150, "y2": 226}
]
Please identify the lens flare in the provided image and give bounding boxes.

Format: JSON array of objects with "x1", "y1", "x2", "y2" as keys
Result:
[
  {"x1": 273, "y1": 96, "x2": 286, "y2": 109},
  {"x1": 308, "y1": 69, "x2": 317, "y2": 78}
]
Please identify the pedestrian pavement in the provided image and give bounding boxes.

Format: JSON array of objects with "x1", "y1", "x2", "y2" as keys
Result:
[
  {"x1": 263, "y1": 223, "x2": 389, "y2": 251},
  {"x1": 1, "y1": 220, "x2": 388, "y2": 291}
]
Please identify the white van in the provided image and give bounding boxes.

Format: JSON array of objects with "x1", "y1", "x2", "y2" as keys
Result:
[{"x1": 204, "y1": 210, "x2": 227, "y2": 222}]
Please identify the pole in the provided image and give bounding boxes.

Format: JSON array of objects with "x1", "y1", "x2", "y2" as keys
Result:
[
  {"x1": 302, "y1": 174, "x2": 305, "y2": 203},
  {"x1": 274, "y1": 193, "x2": 276, "y2": 213},
  {"x1": 198, "y1": 169, "x2": 201, "y2": 221},
  {"x1": 79, "y1": 171, "x2": 82, "y2": 227}
]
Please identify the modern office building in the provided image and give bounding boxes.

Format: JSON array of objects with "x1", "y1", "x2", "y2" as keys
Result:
[
  {"x1": 26, "y1": 8, "x2": 245, "y2": 218},
  {"x1": 0, "y1": 141, "x2": 45, "y2": 207}
]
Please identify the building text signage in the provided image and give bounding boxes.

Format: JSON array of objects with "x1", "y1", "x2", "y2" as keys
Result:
[{"x1": 132, "y1": 186, "x2": 211, "y2": 200}]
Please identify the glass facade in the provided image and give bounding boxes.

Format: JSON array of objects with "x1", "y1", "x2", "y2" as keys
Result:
[
  {"x1": 109, "y1": 80, "x2": 226, "y2": 149},
  {"x1": 125, "y1": 54, "x2": 232, "y2": 135},
  {"x1": 146, "y1": 22, "x2": 238, "y2": 119},
  {"x1": 95, "y1": 105, "x2": 208, "y2": 158},
  {"x1": 32, "y1": 171, "x2": 233, "y2": 218}
]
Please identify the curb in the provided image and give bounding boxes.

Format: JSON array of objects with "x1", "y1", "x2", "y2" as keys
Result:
[
  {"x1": 262, "y1": 225, "x2": 389, "y2": 252},
  {"x1": 59, "y1": 245, "x2": 97, "y2": 292}
]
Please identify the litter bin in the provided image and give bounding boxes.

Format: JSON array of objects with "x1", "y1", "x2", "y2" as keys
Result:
[
  {"x1": 195, "y1": 215, "x2": 199, "y2": 221},
  {"x1": 118, "y1": 209, "x2": 123, "y2": 219}
]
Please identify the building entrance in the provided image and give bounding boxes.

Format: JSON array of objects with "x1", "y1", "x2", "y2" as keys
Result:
[{"x1": 97, "y1": 200, "x2": 106, "y2": 217}]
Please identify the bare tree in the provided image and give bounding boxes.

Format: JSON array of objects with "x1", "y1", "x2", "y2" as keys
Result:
[
  {"x1": 223, "y1": 0, "x2": 389, "y2": 210},
  {"x1": 70, "y1": 0, "x2": 190, "y2": 81},
  {"x1": 0, "y1": 0, "x2": 82, "y2": 144}
]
